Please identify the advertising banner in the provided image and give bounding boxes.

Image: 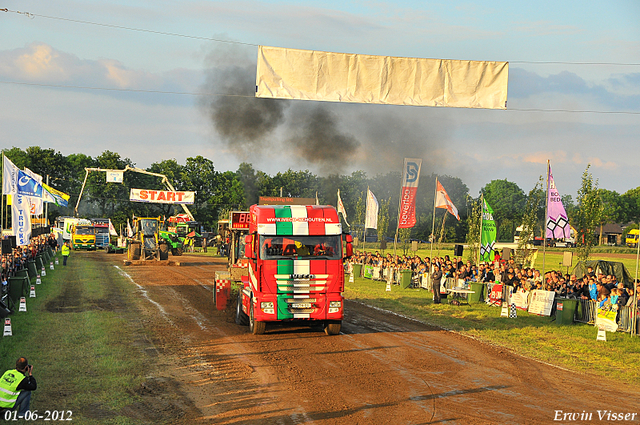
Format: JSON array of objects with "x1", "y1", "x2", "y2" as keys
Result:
[
  {"x1": 546, "y1": 166, "x2": 571, "y2": 239},
  {"x1": 129, "y1": 188, "x2": 195, "y2": 204},
  {"x1": 12, "y1": 194, "x2": 32, "y2": 246},
  {"x1": 596, "y1": 309, "x2": 618, "y2": 332},
  {"x1": 528, "y1": 290, "x2": 555, "y2": 316},
  {"x1": 398, "y1": 158, "x2": 422, "y2": 228},
  {"x1": 480, "y1": 199, "x2": 496, "y2": 262}
]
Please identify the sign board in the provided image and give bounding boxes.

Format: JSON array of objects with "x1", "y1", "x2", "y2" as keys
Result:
[
  {"x1": 511, "y1": 289, "x2": 529, "y2": 310},
  {"x1": 596, "y1": 309, "x2": 618, "y2": 333},
  {"x1": 106, "y1": 170, "x2": 124, "y2": 183},
  {"x1": 258, "y1": 196, "x2": 316, "y2": 205},
  {"x1": 528, "y1": 290, "x2": 555, "y2": 316},
  {"x1": 129, "y1": 188, "x2": 195, "y2": 204},
  {"x1": 230, "y1": 211, "x2": 251, "y2": 230},
  {"x1": 562, "y1": 251, "x2": 573, "y2": 267}
]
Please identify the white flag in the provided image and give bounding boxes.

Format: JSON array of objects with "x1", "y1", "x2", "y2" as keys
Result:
[
  {"x1": 108, "y1": 219, "x2": 118, "y2": 237},
  {"x1": 12, "y1": 194, "x2": 32, "y2": 246},
  {"x1": 337, "y1": 189, "x2": 350, "y2": 227},
  {"x1": 2, "y1": 155, "x2": 19, "y2": 195},
  {"x1": 365, "y1": 188, "x2": 379, "y2": 229},
  {"x1": 127, "y1": 219, "x2": 133, "y2": 238}
]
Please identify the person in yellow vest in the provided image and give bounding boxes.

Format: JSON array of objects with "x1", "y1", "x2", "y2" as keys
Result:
[
  {"x1": 61, "y1": 242, "x2": 70, "y2": 266},
  {"x1": 0, "y1": 357, "x2": 37, "y2": 418}
]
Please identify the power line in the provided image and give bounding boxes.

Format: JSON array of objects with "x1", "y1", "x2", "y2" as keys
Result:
[
  {"x1": 1, "y1": 8, "x2": 258, "y2": 47},
  {"x1": 2, "y1": 80, "x2": 639, "y2": 116},
  {"x1": 3, "y1": 8, "x2": 640, "y2": 67}
]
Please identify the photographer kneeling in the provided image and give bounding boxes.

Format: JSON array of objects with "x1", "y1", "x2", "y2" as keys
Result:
[{"x1": 0, "y1": 357, "x2": 37, "y2": 418}]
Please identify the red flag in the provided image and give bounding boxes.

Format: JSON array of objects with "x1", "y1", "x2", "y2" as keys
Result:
[
  {"x1": 435, "y1": 180, "x2": 460, "y2": 220},
  {"x1": 398, "y1": 158, "x2": 422, "y2": 229}
]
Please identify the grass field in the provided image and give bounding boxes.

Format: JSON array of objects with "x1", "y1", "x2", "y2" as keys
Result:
[{"x1": 0, "y1": 252, "x2": 153, "y2": 424}]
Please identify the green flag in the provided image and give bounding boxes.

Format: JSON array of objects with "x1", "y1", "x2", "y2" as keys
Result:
[{"x1": 480, "y1": 199, "x2": 496, "y2": 262}]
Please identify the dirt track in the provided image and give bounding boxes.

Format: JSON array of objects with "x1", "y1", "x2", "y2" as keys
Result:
[{"x1": 105, "y1": 253, "x2": 640, "y2": 424}]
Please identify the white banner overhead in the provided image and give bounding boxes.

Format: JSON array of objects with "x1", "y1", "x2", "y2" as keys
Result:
[
  {"x1": 256, "y1": 46, "x2": 509, "y2": 109},
  {"x1": 129, "y1": 188, "x2": 195, "y2": 205}
]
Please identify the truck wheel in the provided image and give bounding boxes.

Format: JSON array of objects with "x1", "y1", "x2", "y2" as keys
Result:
[
  {"x1": 129, "y1": 243, "x2": 141, "y2": 260},
  {"x1": 249, "y1": 302, "x2": 266, "y2": 335},
  {"x1": 235, "y1": 291, "x2": 249, "y2": 326},
  {"x1": 177, "y1": 247, "x2": 183, "y2": 256},
  {"x1": 324, "y1": 321, "x2": 342, "y2": 335},
  {"x1": 159, "y1": 243, "x2": 169, "y2": 261}
]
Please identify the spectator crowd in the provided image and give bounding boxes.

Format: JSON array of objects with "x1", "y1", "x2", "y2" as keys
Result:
[{"x1": 348, "y1": 250, "x2": 639, "y2": 311}]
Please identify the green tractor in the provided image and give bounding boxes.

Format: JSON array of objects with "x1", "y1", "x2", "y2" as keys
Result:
[
  {"x1": 159, "y1": 216, "x2": 200, "y2": 256},
  {"x1": 127, "y1": 217, "x2": 169, "y2": 261}
]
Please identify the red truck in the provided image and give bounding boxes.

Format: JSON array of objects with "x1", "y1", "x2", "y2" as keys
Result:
[{"x1": 235, "y1": 204, "x2": 353, "y2": 335}]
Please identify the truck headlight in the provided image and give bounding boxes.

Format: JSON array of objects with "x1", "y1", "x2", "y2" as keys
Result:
[
  {"x1": 329, "y1": 300, "x2": 341, "y2": 313},
  {"x1": 261, "y1": 301, "x2": 274, "y2": 314}
]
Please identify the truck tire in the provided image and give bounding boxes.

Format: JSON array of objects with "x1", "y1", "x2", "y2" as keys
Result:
[
  {"x1": 235, "y1": 291, "x2": 249, "y2": 326},
  {"x1": 249, "y1": 302, "x2": 266, "y2": 335},
  {"x1": 324, "y1": 321, "x2": 342, "y2": 336},
  {"x1": 159, "y1": 243, "x2": 169, "y2": 261}
]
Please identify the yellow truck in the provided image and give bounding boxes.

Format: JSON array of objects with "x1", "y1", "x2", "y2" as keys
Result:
[
  {"x1": 626, "y1": 229, "x2": 639, "y2": 248},
  {"x1": 72, "y1": 223, "x2": 96, "y2": 250}
]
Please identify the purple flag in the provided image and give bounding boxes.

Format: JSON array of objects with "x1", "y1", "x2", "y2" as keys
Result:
[{"x1": 546, "y1": 166, "x2": 571, "y2": 239}]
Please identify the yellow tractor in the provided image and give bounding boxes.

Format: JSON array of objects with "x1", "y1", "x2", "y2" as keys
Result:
[{"x1": 127, "y1": 216, "x2": 169, "y2": 261}]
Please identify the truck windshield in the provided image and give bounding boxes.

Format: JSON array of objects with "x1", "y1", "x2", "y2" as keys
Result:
[
  {"x1": 75, "y1": 227, "x2": 94, "y2": 235},
  {"x1": 259, "y1": 235, "x2": 341, "y2": 260}
]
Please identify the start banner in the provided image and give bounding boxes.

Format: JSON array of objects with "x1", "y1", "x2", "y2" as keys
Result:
[{"x1": 129, "y1": 188, "x2": 195, "y2": 204}]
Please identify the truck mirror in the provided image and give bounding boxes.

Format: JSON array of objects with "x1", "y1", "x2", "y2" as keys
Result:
[{"x1": 244, "y1": 235, "x2": 253, "y2": 259}]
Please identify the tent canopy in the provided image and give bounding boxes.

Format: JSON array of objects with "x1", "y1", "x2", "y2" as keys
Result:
[{"x1": 572, "y1": 260, "x2": 633, "y2": 286}]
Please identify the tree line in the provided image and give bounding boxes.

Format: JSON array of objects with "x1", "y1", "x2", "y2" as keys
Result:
[{"x1": 3, "y1": 147, "x2": 640, "y2": 245}]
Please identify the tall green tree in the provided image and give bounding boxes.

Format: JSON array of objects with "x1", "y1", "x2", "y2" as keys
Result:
[{"x1": 573, "y1": 165, "x2": 602, "y2": 262}]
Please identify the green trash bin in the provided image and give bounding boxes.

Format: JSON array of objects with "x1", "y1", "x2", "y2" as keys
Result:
[
  {"x1": 352, "y1": 264, "x2": 362, "y2": 278},
  {"x1": 8, "y1": 276, "x2": 27, "y2": 307},
  {"x1": 27, "y1": 260, "x2": 38, "y2": 279},
  {"x1": 400, "y1": 269, "x2": 412, "y2": 289},
  {"x1": 35, "y1": 255, "x2": 44, "y2": 273},
  {"x1": 556, "y1": 298, "x2": 578, "y2": 325},
  {"x1": 43, "y1": 249, "x2": 51, "y2": 264},
  {"x1": 469, "y1": 283, "x2": 485, "y2": 303},
  {"x1": 15, "y1": 269, "x2": 30, "y2": 286}
]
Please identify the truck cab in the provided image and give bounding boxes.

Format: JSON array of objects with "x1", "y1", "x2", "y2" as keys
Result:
[
  {"x1": 236, "y1": 204, "x2": 352, "y2": 335},
  {"x1": 72, "y1": 224, "x2": 96, "y2": 250}
]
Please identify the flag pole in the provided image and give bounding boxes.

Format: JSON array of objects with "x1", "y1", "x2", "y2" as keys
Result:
[
  {"x1": 364, "y1": 187, "x2": 368, "y2": 254},
  {"x1": 478, "y1": 194, "x2": 484, "y2": 266},
  {"x1": 542, "y1": 160, "x2": 550, "y2": 289},
  {"x1": 393, "y1": 161, "x2": 404, "y2": 257},
  {"x1": 430, "y1": 177, "x2": 438, "y2": 267}
]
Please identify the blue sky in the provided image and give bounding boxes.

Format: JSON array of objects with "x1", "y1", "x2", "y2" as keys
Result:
[{"x1": 1, "y1": 0, "x2": 639, "y2": 200}]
